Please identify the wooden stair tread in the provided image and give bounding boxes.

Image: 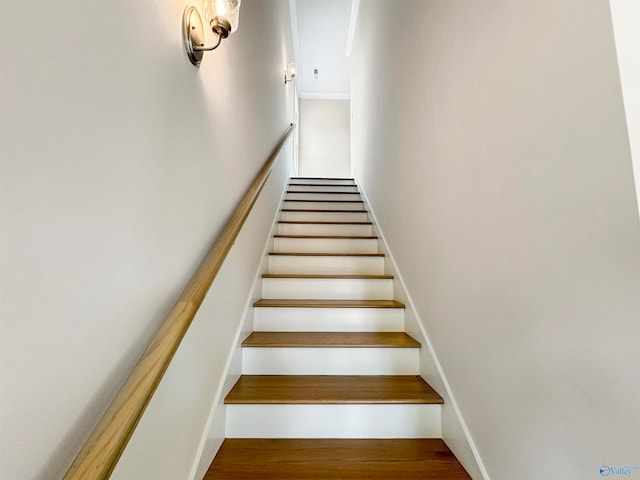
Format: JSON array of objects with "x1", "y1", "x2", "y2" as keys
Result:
[
  {"x1": 269, "y1": 252, "x2": 384, "y2": 257},
  {"x1": 287, "y1": 182, "x2": 358, "y2": 187},
  {"x1": 242, "y1": 332, "x2": 420, "y2": 348},
  {"x1": 206, "y1": 439, "x2": 471, "y2": 479},
  {"x1": 287, "y1": 190, "x2": 361, "y2": 194},
  {"x1": 284, "y1": 199, "x2": 364, "y2": 204},
  {"x1": 262, "y1": 274, "x2": 393, "y2": 279},
  {"x1": 253, "y1": 299, "x2": 405, "y2": 308},
  {"x1": 278, "y1": 221, "x2": 372, "y2": 225},
  {"x1": 274, "y1": 234, "x2": 377, "y2": 239},
  {"x1": 208, "y1": 176, "x2": 469, "y2": 477},
  {"x1": 291, "y1": 177, "x2": 354, "y2": 181},
  {"x1": 281, "y1": 209, "x2": 368, "y2": 213},
  {"x1": 224, "y1": 375, "x2": 443, "y2": 404}
]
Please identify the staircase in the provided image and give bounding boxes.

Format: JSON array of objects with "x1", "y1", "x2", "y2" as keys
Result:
[{"x1": 206, "y1": 178, "x2": 470, "y2": 479}]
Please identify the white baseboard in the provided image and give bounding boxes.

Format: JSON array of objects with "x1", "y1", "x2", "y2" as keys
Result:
[
  {"x1": 188, "y1": 174, "x2": 291, "y2": 480},
  {"x1": 354, "y1": 174, "x2": 490, "y2": 480}
]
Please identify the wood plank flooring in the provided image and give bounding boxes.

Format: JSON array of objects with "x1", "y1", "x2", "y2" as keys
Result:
[
  {"x1": 253, "y1": 299, "x2": 405, "y2": 308},
  {"x1": 262, "y1": 274, "x2": 393, "y2": 279},
  {"x1": 277, "y1": 221, "x2": 373, "y2": 225},
  {"x1": 268, "y1": 252, "x2": 384, "y2": 257},
  {"x1": 274, "y1": 235, "x2": 377, "y2": 239},
  {"x1": 242, "y1": 332, "x2": 420, "y2": 348},
  {"x1": 283, "y1": 199, "x2": 364, "y2": 203},
  {"x1": 224, "y1": 375, "x2": 443, "y2": 405},
  {"x1": 286, "y1": 190, "x2": 362, "y2": 194},
  {"x1": 205, "y1": 439, "x2": 471, "y2": 479},
  {"x1": 280, "y1": 209, "x2": 369, "y2": 213}
]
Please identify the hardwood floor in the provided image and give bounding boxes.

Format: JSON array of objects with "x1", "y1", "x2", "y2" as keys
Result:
[
  {"x1": 262, "y1": 274, "x2": 393, "y2": 279},
  {"x1": 268, "y1": 252, "x2": 384, "y2": 256},
  {"x1": 286, "y1": 190, "x2": 363, "y2": 194},
  {"x1": 224, "y1": 375, "x2": 443, "y2": 405},
  {"x1": 242, "y1": 332, "x2": 420, "y2": 348},
  {"x1": 280, "y1": 208, "x2": 369, "y2": 213},
  {"x1": 282, "y1": 199, "x2": 364, "y2": 203},
  {"x1": 277, "y1": 221, "x2": 374, "y2": 225},
  {"x1": 205, "y1": 439, "x2": 471, "y2": 479},
  {"x1": 253, "y1": 299, "x2": 405, "y2": 308},
  {"x1": 273, "y1": 235, "x2": 378, "y2": 239}
]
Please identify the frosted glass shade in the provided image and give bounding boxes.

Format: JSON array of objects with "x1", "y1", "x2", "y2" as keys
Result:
[{"x1": 205, "y1": 0, "x2": 241, "y2": 34}]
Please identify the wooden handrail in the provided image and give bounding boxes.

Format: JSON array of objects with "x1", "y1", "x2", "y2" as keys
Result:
[{"x1": 63, "y1": 124, "x2": 296, "y2": 480}]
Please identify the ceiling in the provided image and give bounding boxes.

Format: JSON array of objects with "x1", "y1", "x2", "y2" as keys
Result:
[{"x1": 290, "y1": 0, "x2": 356, "y2": 99}]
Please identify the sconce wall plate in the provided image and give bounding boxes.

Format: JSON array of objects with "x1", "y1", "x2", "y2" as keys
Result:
[
  {"x1": 183, "y1": 5, "x2": 205, "y2": 66},
  {"x1": 183, "y1": 1, "x2": 240, "y2": 67}
]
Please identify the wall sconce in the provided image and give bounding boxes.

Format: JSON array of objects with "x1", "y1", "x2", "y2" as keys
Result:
[
  {"x1": 284, "y1": 63, "x2": 297, "y2": 84},
  {"x1": 183, "y1": 0, "x2": 241, "y2": 66}
]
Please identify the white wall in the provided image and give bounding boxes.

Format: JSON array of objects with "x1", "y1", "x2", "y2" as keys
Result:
[
  {"x1": 0, "y1": 1, "x2": 295, "y2": 479},
  {"x1": 357, "y1": 189, "x2": 484, "y2": 480},
  {"x1": 295, "y1": 0, "x2": 351, "y2": 97},
  {"x1": 610, "y1": 0, "x2": 640, "y2": 218},
  {"x1": 112, "y1": 141, "x2": 293, "y2": 480},
  {"x1": 351, "y1": 1, "x2": 640, "y2": 479},
  {"x1": 299, "y1": 99, "x2": 351, "y2": 177}
]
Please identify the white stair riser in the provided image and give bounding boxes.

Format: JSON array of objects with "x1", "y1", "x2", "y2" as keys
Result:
[
  {"x1": 268, "y1": 255, "x2": 384, "y2": 275},
  {"x1": 226, "y1": 404, "x2": 441, "y2": 438},
  {"x1": 254, "y1": 307, "x2": 405, "y2": 332},
  {"x1": 290, "y1": 179, "x2": 354, "y2": 185},
  {"x1": 277, "y1": 223, "x2": 372, "y2": 236},
  {"x1": 262, "y1": 278, "x2": 393, "y2": 300},
  {"x1": 286, "y1": 193, "x2": 362, "y2": 201},
  {"x1": 280, "y1": 211, "x2": 369, "y2": 222},
  {"x1": 283, "y1": 201, "x2": 364, "y2": 211},
  {"x1": 288, "y1": 185, "x2": 359, "y2": 193},
  {"x1": 242, "y1": 348, "x2": 419, "y2": 375},
  {"x1": 273, "y1": 237, "x2": 378, "y2": 253}
]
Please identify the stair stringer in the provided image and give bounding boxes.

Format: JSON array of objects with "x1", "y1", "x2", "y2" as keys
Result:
[
  {"x1": 355, "y1": 178, "x2": 490, "y2": 480},
  {"x1": 190, "y1": 170, "x2": 293, "y2": 480}
]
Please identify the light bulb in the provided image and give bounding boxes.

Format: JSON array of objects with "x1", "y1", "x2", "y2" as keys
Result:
[{"x1": 204, "y1": 0, "x2": 241, "y2": 36}]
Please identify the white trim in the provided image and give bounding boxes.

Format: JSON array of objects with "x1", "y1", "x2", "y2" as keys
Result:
[
  {"x1": 254, "y1": 306, "x2": 404, "y2": 332},
  {"x1": 242, "y1": 347, "x2": 419, "y2": 375},
  {"x1": 345, "y1": 0, "x2": 361, "y2": 57},
  {"x1": 226, "y1": 404, "x2": 441, "y2": 438},
  {"x1": 188, "y1": 173, "x2": 291, "y2": 480},
  {"x1": 288, "y1": 0, "x2": 301, "y2": 67},
  {"x1": 355, "y1": 175, "x2": 491, "y2": 480},
  {"x1": 299, "y1": 92, "x2": 351, "y2": 100}
]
